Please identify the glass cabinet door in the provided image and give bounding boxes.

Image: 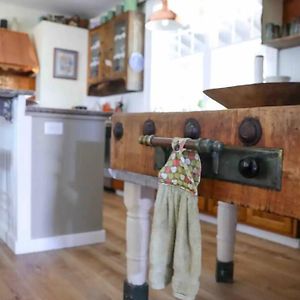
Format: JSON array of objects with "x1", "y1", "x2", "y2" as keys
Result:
[
  {"x1": 89, "y1": 31, "x2": 101, "y2": 79},
  {"x1": 113, "y1": 21, "x2": 127, "y2": 74}
]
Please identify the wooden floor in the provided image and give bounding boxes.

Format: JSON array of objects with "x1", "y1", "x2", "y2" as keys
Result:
[{"x1": 0, "y1": 191, "x2": 300, "y2": 300}]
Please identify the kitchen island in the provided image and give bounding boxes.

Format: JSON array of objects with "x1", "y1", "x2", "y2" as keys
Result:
[
  {"x1": 0, "y1": 96, "x2": 111, "y2": 254},
  {"x1": 110, "y1": 108, "x2": 300, "y2": 300}
]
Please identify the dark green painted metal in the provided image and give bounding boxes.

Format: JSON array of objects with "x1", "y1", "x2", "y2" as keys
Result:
[
  {"x1": 216, "y1": 261, "x2": 234, "y2": 283},
  {"x1": 123, "y1": 281, "x2": 149, "y2": 300},
  {"x1": 154, "y1": 145, "x2": 283, "y2": 190},
  {"x1": 203, "y1": 146, "x2": 283, "y2": 190},
  {"x1": 154, "y1": 146, "x2": 171, "y2": 170}
]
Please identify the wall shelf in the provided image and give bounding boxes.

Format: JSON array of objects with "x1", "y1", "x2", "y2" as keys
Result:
[
  {"x1": 262, "y1": 0, "x2": 300, "y2": 50},
  {"x1": 263, "y1": 34, "x2": 300, "y2": 49}
]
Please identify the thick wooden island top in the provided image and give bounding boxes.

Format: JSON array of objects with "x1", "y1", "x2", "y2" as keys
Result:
[{"x1": 111, "y1": 106, "x2": 300, "y2": 220}]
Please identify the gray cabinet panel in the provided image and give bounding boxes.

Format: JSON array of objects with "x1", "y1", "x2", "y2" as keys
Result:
[{"x1": 31, "y1": 114, "x2": 105, "y2": 239}]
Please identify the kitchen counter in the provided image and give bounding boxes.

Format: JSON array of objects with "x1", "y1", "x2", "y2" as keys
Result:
[
  {"x1": 26, "y1": 106, "x2": 113, "y2": 118},
  {"x1": 0, "y1": 88, "x2": 35, "y2": 98},
  {"x1": 0, "y1": 96, "x2": 109, "y2": 254}
]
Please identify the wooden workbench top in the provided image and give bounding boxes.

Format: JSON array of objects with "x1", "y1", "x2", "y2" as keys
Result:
[{"x1": 111, "y1": 106, "x2": 300, "y2": 220}]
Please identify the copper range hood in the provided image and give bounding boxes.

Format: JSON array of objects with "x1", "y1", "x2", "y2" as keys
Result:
[{"x1": 0, "y1": 28, "x2": 39, "y2": 95}]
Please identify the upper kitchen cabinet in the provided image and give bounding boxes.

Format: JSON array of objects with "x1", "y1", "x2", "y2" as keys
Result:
[
  {"x1": 88, "y1": 11, "x2": 145, "y2": 96},
  {"x1": 89, "y1": 25, "x2": 106, "y2": 84},
  {"x1": 262, "y1": 0, "x2": 300, "y2": 49}
]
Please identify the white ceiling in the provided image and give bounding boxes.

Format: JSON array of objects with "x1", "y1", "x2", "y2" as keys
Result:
[{"x1": 0, "y1": 0, "x2": 122, "y2": 18}]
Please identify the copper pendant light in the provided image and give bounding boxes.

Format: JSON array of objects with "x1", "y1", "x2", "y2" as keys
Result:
[{"x1": 146, "y1": 0, "x2": 186, "y2": 31}]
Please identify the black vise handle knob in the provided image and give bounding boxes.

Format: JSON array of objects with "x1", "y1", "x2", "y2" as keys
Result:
[{"x1": 239, "y1": 157, "x2": 259, "y2": 178}]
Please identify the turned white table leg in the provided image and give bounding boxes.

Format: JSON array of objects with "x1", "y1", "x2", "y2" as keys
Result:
[
  {"x1": 216, "y1": 201, "x2": 238, "y2": 283},
  {"x1": 123, "y1": 182, "x2": 155, "y2": 300}
]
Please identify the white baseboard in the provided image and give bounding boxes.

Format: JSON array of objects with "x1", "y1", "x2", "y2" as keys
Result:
[
  {"x1": 199, "y1": 213, "x2": 300, "y2": 249},
  {"x1": 116, "y1": 190, "x2": 124, "y2": 197},
  {"x1": 10, "y1": 230, "x2": 106, "y2": 255}
]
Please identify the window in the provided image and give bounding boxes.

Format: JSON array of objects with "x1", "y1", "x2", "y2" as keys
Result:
[{"x1": 149, "y1": 0, "x2": 277, "y2": 112}]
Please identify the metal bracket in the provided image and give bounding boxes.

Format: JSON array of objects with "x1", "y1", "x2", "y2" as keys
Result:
[
  {"x1": 202, "y1": 146, "x2": 282, "y2": 190},
  {"x1": 154, "y1": 146, "x2": 171, "y2": 170},
  {"x1": 154, "y1": 144, "x2": 282, "y2": 191}
]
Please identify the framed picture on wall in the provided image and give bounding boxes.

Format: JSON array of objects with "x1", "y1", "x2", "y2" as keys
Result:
[{"x1": 53, "y1": 48, "x2": 78, "y2": 80}]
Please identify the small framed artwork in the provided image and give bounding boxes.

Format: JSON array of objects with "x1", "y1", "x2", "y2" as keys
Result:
[{"x1": 53, "y1": 48, "x2": 78, "y2": 80}]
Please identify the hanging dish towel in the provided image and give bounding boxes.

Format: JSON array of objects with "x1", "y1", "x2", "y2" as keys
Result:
[{"x1": 149, "y1": 137, "x2": 202, "y2": 300}]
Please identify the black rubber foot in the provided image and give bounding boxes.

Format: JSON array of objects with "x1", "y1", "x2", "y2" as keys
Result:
[
  {"x1": 123, "y1": 280, "x2": 149, "y2": 300},
  {"x1": 216, "y1": 261, "x2": 234, "y2": 283}
]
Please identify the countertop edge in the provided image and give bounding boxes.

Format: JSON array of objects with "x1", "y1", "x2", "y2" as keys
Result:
[
  {"x1": 108, "y1": 169, "x2": 158, "y2": 189},
  {"x1": 0, "y1": 89, "x2": 35, "y2": 98},
  {"x1": 26, "y1": 106, "x2": 113, "y2": 118}
]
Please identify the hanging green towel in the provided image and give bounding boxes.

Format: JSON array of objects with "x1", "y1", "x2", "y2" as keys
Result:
[{"x1": 149, "y1": 138, "x2": 202, "y2": 300}]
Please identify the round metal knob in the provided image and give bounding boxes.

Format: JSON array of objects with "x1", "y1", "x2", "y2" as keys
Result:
[
  {"x1": 239, "y1": 157, "x2": 259, "y2": 178},
  {"x1": 143, "y1": 119, "x2": 156, "y2": 135},
  {"x1": 113, "y1": 122, "x2": 124, "y2": 140},
  {"x1": 238, "y1": 117, "x2": 262, "y2": 146},
  {"x1": 184, "y1": 118, "x2": 201, "y2": 139}
]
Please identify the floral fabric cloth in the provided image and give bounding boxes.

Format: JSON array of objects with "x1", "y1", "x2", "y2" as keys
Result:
[
  {"x1": 149, "y1": 137, "x2": 202, "y2": 300},
  {"x1": 158, "y1": 137, "x2": 201, "y2": 195}
]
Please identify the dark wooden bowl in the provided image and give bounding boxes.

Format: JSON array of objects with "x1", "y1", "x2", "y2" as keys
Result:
[{"x1": 203, "y1": 82, "x2": 300, "y2": 108}]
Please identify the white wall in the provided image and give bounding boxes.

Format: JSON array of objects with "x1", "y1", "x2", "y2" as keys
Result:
[
  {"x1": 84, "y1": 92, "x2": 148, "y2": 113},
  {"x1": 279, "y1": 46, "x2": 300, "y2": 82},
  {"x1": 34, "y1": 21, "x2": 88, "y2": 109},
  {"x1": 0, "y1": 2, "x2": 48, "y2": 34}
]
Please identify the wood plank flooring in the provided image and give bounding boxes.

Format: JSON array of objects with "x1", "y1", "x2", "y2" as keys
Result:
[{"x1": 0, "y1": 191, "x2": 299, "y2": 299}]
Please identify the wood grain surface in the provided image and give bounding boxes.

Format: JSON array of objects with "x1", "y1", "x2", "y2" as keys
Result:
[
  {"x1": 203, "y1": 83, "x2": 300, "y2": 108},
  {"x1": 87, "y1": 12, "x2": 144, "y2": 96},
  {"x1": 0, "y1": 72, "x2": 35, "y2": 91},
  {"x1": 283, "y1": 0, "x2": 300, "y2": 23},
  {"x1": 0, "y1": 193, "x2": 300, "y2": 300},
  {"x1": 111, "y1": 106, "x2": 300, "y2": 219},
  {"x1": 0, "y1": 191, "x2": 300, "y2": 300}
]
